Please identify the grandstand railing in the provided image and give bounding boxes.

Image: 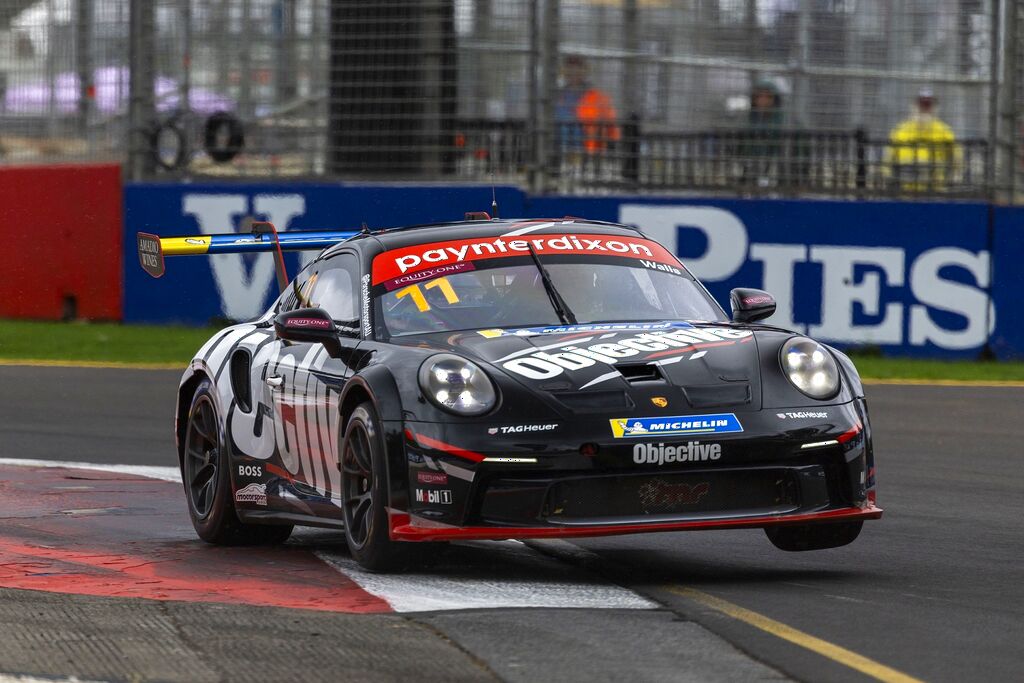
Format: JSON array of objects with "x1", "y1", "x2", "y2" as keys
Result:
[{"x1": 450, "y1": 120, "x2": 991, "y2": 200}]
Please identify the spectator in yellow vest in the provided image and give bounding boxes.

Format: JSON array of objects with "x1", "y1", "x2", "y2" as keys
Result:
[{"x1": 885, "y1": 88, "x2": 961, "y2": 192}]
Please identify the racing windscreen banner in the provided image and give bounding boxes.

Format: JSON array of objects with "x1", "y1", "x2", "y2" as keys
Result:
[{"x1": 371, "y1": 233, "x2": 682, "y2": 286}]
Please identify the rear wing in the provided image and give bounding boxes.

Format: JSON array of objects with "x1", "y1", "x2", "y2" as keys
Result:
[{"x1": 137, "y1": 222, "x2": 358, "y2": 290}]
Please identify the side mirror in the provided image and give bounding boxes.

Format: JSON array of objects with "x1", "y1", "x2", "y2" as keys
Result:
[
  {"x1": 729, "y1": 288, "x2": 776, "y2": 323},
  {"x1": 274, "y1": 307, "x2": 349, "y2": 357}
]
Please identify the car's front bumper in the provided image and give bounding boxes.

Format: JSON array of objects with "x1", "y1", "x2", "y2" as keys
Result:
[{"x1": 394, "y1": 398, "x2": 879, "y2": 541}]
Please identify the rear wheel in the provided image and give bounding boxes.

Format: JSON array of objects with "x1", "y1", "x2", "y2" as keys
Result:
[
  {"x1": 341, "y1": 402, "x2": 408, "y2": 571},
  {"x1": 765, "y1": 520, "x2": 863, "y2": 551},
  {"x1": 183, "y1": 378, "x2": 292, "y2": 545}
]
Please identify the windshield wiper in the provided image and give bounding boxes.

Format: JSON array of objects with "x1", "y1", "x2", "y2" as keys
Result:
[{"x1": 526, "y1": 244, "x2": 578, "y2": 325}]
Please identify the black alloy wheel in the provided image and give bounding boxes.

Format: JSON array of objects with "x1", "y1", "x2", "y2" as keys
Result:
[
  {"x1": 340, "y1": 402, "x2": 409, "y2": 570},
  {"x1": 341, "y1": 416, "x2": 376, "y2": 550},
  {"x1": 184, "y1": 393, "x2": 220, "y2": 519},
  {"x1": 182, "y1": 378, "x2": 292, "y2": 545}
]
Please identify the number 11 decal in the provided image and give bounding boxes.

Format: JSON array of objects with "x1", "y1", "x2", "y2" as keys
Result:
[{"x1": 395, "y1": 277, "x2": 460, "y2": 312}]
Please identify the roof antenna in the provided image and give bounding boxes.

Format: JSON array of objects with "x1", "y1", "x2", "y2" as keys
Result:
[{"x1": 491, "y1": 175, "x2": 500, "y2": 219}]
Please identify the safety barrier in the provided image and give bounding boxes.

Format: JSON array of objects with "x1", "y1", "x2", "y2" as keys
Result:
[
  {"x1": 123, "y1": 183, "x2": 1024, "y2": 359},
  {"x1": 0, "y1": 164, "x2": 122, "y2": 321}
]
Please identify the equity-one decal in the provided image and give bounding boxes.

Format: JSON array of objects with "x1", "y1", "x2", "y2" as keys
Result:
[{"x1": 501, "y1": 326, "x2": 751, "y2": 380}]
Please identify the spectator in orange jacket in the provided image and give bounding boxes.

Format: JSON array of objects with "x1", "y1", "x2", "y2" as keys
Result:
[{"x1": 556, "y1": 56, "x2": 621, "y2": 157}]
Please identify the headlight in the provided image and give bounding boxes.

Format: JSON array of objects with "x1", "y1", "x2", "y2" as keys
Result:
[
  {"x1": 780, "y1": 337, "x2": 840, "y2": 400},
  {"x1": 418, "y1": 354, "x2": 498, "y2": 416}
]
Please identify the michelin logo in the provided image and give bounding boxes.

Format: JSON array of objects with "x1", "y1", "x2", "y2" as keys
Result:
[{"x1": 610, "y1": 413, "x2": 743, "y2": 438}]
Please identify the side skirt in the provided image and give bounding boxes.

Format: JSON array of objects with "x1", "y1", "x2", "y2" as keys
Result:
[{"x1": 238, "y1": 509, "x2": 346, "y2": 530}]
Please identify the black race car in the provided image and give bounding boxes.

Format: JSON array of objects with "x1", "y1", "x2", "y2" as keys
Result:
[{"x1": 139, "y1": 216, "x2": 881, "y2": 570}]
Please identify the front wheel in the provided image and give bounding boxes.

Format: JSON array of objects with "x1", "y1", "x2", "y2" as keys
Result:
[
  {"x1": 182, "y1": 378, "x2": 292, "y2": 545},
  {"x1": 341, "y1": 402, "x2": 408, "y2": 571},
  {"x1": 765, "y1": 520, "x2": 863, "y2": 551}
]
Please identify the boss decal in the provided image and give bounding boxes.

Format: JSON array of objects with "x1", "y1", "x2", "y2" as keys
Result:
[{"x1": 237, "y1": 464, "x2": 263, "y2": 477}]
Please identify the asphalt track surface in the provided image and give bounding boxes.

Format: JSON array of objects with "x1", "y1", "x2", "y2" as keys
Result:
[{"x1": 0, "y1": 365, "x2": 1021, "y2": 682}]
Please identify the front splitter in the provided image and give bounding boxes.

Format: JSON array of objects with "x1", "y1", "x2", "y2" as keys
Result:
[{"x1": 391, "y1": 505, "x2": 883, "y2": 541}]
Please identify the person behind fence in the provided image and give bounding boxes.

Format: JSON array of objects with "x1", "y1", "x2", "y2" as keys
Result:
[
  {"x1": 742, "y1": 80, "x2": 786, "y2": 186},
  {"x1": 556, "y1": 56, "x2": 621, "y2": 163},
  {"x1": 885, "y1": 88, "x2": 961, "y2": 191}
]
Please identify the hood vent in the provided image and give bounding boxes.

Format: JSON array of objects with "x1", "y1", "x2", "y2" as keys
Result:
[
  {"x1": 681, "y1": 383, "x2": 751, "y2": 409},
  {"x1": 551, "y1": 390, "x2": 634, "y2": 413},
  {"x1": 615, "y1": 362, "x2": 664, "y2": 383}
]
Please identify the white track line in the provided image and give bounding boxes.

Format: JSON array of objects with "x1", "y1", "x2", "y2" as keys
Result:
[
  {"x1": 316, "y1": 543, "x2": 656, "y2": 612},
  {"x1": 0, "y1": 458, "x2": 181, "y2": 483},
  {"x1": 0, "y1": 676, "x2": 103, "y2": 683},
  {"x1": 2, "y1": 459, "x2": 656, "y2": 613}
]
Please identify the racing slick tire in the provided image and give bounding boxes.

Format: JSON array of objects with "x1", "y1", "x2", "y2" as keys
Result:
[
  {"x1": 765, "y1": 520, "x2": 863, "y2": 551},
  {"x1": 341, "y1": 402, "x2": 409, "y2": 571},
  {"x1": 183, "y1": 378, "x2": 293, "y2": 546}
]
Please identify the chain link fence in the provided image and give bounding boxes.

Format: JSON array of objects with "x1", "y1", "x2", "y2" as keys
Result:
[{"x1": 0, "y1": 0, "x2": 1021, "y2": 200}]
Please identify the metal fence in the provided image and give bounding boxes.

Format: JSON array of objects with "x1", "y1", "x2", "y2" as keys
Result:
[{"x1": 1, "y1": 0, "x2": 1022, "y2": 200}]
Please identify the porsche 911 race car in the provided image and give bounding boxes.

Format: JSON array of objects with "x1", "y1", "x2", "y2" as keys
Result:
[{"x1": 139, "y1": 215, "x2": 881, "y2": 570}]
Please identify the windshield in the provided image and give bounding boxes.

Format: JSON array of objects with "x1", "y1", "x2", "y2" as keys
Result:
[{"x1": 372, "y1": 233, "x2": 725, "y2": 337}]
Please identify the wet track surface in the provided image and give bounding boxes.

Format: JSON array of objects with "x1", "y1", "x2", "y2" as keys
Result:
[{"x1": 0, "y1": 365, "x2": 1022, "y2": 682}]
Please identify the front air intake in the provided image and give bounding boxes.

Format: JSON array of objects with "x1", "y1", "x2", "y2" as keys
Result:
[
  {"x1": 229, "y1": 350, "x2": 252, "y2": 413},
  {"x1": 615, "y1": 362, "x2": 663, "y2": 383}
]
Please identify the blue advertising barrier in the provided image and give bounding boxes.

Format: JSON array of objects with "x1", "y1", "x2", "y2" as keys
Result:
[
  {"x1": 124, "y1": 183, "x2": 1024, "y2": 358},
  {"x1": 124, "y1": 183, "x2": 523, "y2": 325},
  {"x1": 528, "y1": 196, "x2": 1016, "y2": 359}
]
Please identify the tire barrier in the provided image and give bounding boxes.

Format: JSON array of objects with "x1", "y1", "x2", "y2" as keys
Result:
[{"x1": 204, "y1": 111, "x2": 245, "y2": 163}]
